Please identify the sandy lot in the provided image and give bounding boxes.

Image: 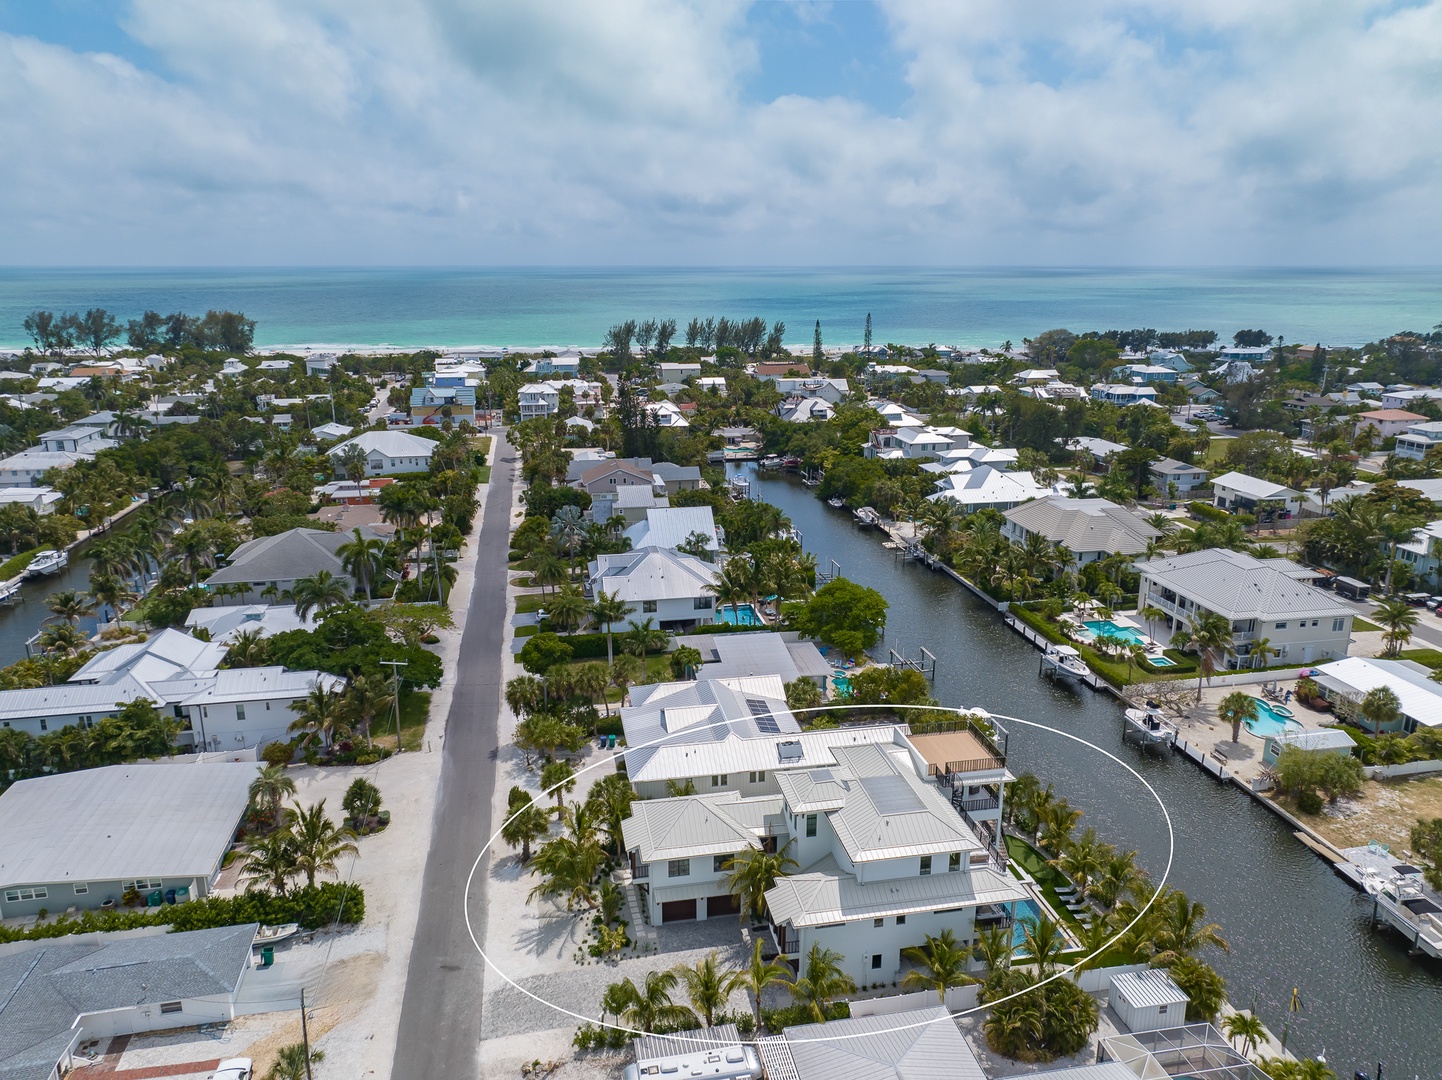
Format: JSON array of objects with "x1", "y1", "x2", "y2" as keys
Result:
[{"x1": 1271, "y1": 775, "x2": 1442, "y2": 854}]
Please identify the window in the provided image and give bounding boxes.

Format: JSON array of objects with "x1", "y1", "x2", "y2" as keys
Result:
[
  {"x1": 160, "y1": 1002, "x2": 183, "y2": 1015},
  {"x1": 896, "y1": 915, "x2": 906, "y2": 925},
  {"x1": 643, "y1": 600, "x2": 658, "y2": 613},
  {"x1": 949, "y1": 853, "x2": 961, "y2": 872},
  {"x1": 919, "y1": 856, "x2": 932, "y2": 876},
  {"x1": 1158, "y1": 1004, "x2": 1168, "y2": 1015},
  {"x1": 711, "y1": 774, "x2": 727, "y2": 788},
  {"x1": 38, "y1": 719, "x2": 46, "y2": 731},
  {"x1": 805, "y1": 814, "x2": 817, "y2": 837},
  {"x1": 693, "y1": 596, "x2": 712, "y2": 609},
  {"x1": 714, "y1": 855, "x2": 729, "y2": 873},
  {"x1": 123, "y1": 879, "x2": 163, "y2": 892},
  {"x1": 4, "y1": 887, "x2": 47, "y2": 902},
  {"x1": 73, "y1": 883, "x2": 89, "y2": 895},
  {"x1": 874, "y1": 918, "x2": 884, "y2": 928},
  {"x1": 235, "y1": 704, "x2": 246, "y2": 721},
  {"x1": 667, "y1": 859, "x2": 690, "y2": 878},
  {"x1": 1333, "y1": 618, "x2": 1346, "y2": 632},
  {"x1": 871, "y1": 954, "x2": 882, "y2": 970},
  {"x1": 748, "y1": 771, "x2": 765, "y2": 784},
  {"x1": 1275, "y1": 622, "x2": 1287, "y2": 630}
]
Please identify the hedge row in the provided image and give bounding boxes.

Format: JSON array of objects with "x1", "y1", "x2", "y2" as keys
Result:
[
  {"x1": 1188, "y1": 500, "x2": 1256, "y2": 527},
  {"x1": 0, "y1": 883, "x2": 364, "y2": 945}
]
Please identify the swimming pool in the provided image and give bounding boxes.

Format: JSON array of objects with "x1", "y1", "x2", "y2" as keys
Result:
[
  {"x1": 1011, "y1": 899, "x2": 1043, "y2": 949},
  {"x1": 718, "y1": 603, "x2": 763, "y2": 626},
  {"x1": 831, "y1": 670, "x2": 853, "y2": 695},
  {"x1": 1245, "y1": 698, "x2": 1303, "y2": 737},
  {"x1": 1082, "y1": 619, "x2": 1146, "y2": 646},
  {"x1": 1146, "y1": 655, "x2": 1177, "y2": 667}
]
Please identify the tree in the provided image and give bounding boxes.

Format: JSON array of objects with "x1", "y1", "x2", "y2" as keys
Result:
[
  {"x1": 1374, "y1": 597, "x2": 1419, "y2": 657},
  {"x1": 812, "y1": 320, "x2": 823, "y2": 366},
  {"x1": 1172, "y1": 609, "x2": 1235, "y2": 702},
  {"x1": 675, "y1": 951, "x2": 742, "y2": 1027},
  {"x1": 519, "y1": 632, "x2": 574, "y2": 676},
  {"x1": 76, "y1": 308, "x2": 120, "y2": 356},
  {"x1": 225, "y1": 628, "x2": 271, "y2": 669},
  {"x1": 784, "y1": 677, "x2": 823, "y2": 715},
  {"x1": 502, "y1": 788, "x2": 551, "y2": 864},
  {"x1": 290, "y1": 571, "x2": 351, "y2": 620},
  {"x1": 547, "y1": 583, "x2": 589, "y2": 633},
  {"x1": 1217, "y1": 691, "x2": 1259, "y2": 743},
  {"x1": 540, "y1": 758, "x2": 576, "y2": 808},
  {"x1": 38, "y1": 622, "x2": 88, "y2": 658},
  {"x1": 550, "y1": 504, "x2": 587, "y2": 569},
  {"x1": 1360, "y1": 684, "x2": 1401, "y2": 737},
  {"x1": 289, "y1": 683, "x2": 345, "y2": 749},
  {"x1": 1149, "y1": 889, "x2": 1229, "y2": 965},
  {"x1": 341, "y1": 776, "x2": 383, "y2": 828},
  {"x1": 786, "y1": 579, "x2": 888, "y2": 658},
  {"x1": 589, "y1": 590, "x2": 634, "y2": 666},
  {"x1": 286, "y1": 799, "x2": 359, "y2": 887},
  {"x1": 1409, "y1": 817, "x2": 1442, "y2": 890},
  {"x1": 341, "y1": 674, "x2": 393, "y2": 747},
  {"x1": 669, "y1": 645, "x2": 703, "y2": 680},
  {"x1": 899, "y1": 929, "x2": 976, "y2": 1003},
  {"x1": 737, "y1": 937, "x2": 791, "y2": 1031},
  {"x1": 604, "y1": 971, "x2": 696, "y2": 1033},
  {"x1": 249, "y1": 763, "x2": 297, "y2": 830},
  {"x1": 338, "y1": 444, "x2": 369, "y2": 482},
  {"x1": 45, "y1": 589, "x2": 95, "y2": 627},
  {"x1": 265, "y1": 1043, "x2": 325, "y2": 1080},
  {"x1": 863, "y1": 312, "x2": 872, "y2": 351},
  {"x1": 623, "y1": 617, "x2": 669, "y2": 674},
  {"x1": 1166, "y1": 955, "x2": 1227, "y2": 1022},
  {"x1": 724, "y1": 842, "x2": 798, "y2": 921},
  {"x1": 1223, "y1": 1010, "x2": 1266, "y2": 1057},
  {"x1": 338, "y1": 529, "x2": 387, "y2": 604},
  {"x1": 788, "y1": 944, "x2": 855, "y2": 1023}
]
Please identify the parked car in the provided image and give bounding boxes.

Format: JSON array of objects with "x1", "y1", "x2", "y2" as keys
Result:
[
  {"x1": 209, "y1": 1060, "x2": 253, "y2": 1080},
  {"x1": 1426, "y1": 597, "x2": 1442, "y2": 611},
  {"x1": 1403, "y1": 592, "x2": 1431, "y2": 606}
]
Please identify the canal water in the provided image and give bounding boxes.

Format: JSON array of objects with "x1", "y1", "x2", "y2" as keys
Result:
[
  {"x1": 737, "y1": 464, "x2": 1442, "y2": 1077},
  {"x1": 0, "y1": 543, "x2": 106, "y2": 661}
]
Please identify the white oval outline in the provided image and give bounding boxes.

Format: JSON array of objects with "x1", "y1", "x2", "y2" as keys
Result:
[{"x1": 464, "y1": 702, "x2": 1175, "y2": 1047}]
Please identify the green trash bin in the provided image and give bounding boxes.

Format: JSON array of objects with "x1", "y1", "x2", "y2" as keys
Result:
[{"x1": 260, "y1": 945, "x2": 274, "y2": 967}]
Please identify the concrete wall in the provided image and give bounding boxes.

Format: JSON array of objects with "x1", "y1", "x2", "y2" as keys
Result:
[
  {"x1": 797, "y1": 906, "x2": 980, "y2": 986},
  {"x1": 183, "y1": 697, "x2": 298, "y2": 750},
  {"x1": 850, "y1": 984, "x2": 979, "y2": 1016}
]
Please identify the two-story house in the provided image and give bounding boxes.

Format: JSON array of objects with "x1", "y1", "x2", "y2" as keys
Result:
[
  {"x1": 518, "y1": 380, "x2": 605, "y2": 420},
  {"x1": 1394, "y1": 421, "x2": 1442, "y2": 461},
  {"x1": 587, "y1": 549, "x2": 717, "y2": 631},
  {"x1": 1001, "y1": 497, "x2": 1160, "y2": 567},
  {"x1": 1211, "y1": 471, "x2": 1302, "y2": 519},
  {"x1": 1135, "y1": 549, "x2": 1354, "y2": 667},
  {"x1": 865, "y1": 426, "x2": 973, "y2": 461},
  {"x1": 1089, "y1": 384, "x2": 1159, "y2": 407},
  {"x1": 1150, "y1": 457, "x2": 1208, "y2": 494},
  {"x1": 409, "y1": 385, "x2": 477, "y2": 427}
]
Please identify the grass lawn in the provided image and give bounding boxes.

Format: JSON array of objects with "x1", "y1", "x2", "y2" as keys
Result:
[
  {"x1": 557, "y1": 653, "x2": 675, "y2": 702},
  {"x1": 515, "y1": 594, "x2": 546, "y2": 614},
  {"x1": 1399, "y1": 648, "x2": 1442, "y2": 669},
  {"x1": 1005, "y1": 834, "x2": 1087, "y2": 930},
  {"x1": 515, "y1": 624, "x2": 538, "y2": 638},
  {"x1": 373, "y1": 689, "x2": 431, "y2": 752},
  {"x1": 1354, "y1": 617, "x2": 1382, "y2": 632},
  {"x1": 476, "y1": 465, "x2": 492, "y2": 484}
]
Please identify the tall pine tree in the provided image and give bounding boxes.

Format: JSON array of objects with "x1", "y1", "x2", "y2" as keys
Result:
[
  {"x1": 863, "y1": 312, "x2": 872, "y2": 351},
  {"x1": 813, "y1": 320, "x2": 823, "y2": 366}
]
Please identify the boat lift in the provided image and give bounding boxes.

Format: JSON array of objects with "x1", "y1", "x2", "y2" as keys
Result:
[{"x1": 888, "y1": 645, "x2": 938, "y2": 682}]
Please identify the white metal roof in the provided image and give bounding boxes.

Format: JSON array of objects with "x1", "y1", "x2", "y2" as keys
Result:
[
  {"x1": 621, "y1": 792, "x2": 782, "y2": 863},
  {"x1": 1211, "y1": 470, "x2": 1300, "y2": 500},
  {"x1": 589, "y1": 548, "x2": 715, "y2": 602},
  {"x1": 1135, "y1": 548, "x2": 1352, "y2": 622},
  {"x1": 1111, "y1": 969, "x2": 1188, "y2": 1009},
  {"x1": 765, "y1": 854, "x2": 1026, "y2": 927},
  {"x1": 623, "y1": 717, "x2": 903, "y2": 785},
  {"x1": 623, "y1": 506, "x2": 719, "y2": 551},
  {"x1": 1004, "y1": 497, "x2": 1159, "y2": 555},
  {"x1": 327, "y1": 429, "x2": 435, "y2": 459},
  {"x1": 1312, "y1": 656, "x2": 1442, "y2": 729},
  {"x1": 0, "y1": 763, "x2": 255, "y2": 888},
  {"x1": 781, "y1": 1005, "x2": 985, "y2": 1080}
]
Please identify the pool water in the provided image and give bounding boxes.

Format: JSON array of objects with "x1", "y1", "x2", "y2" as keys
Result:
[
  {"x1": 1082, "y1": 619, "x2": 1146, "y2": 645},
  {"x1": 1010, "y1": 899, "x2": 1044, "y2": 949},
  {"x1": 1146, "y1": 655, "x2": 1176, "y2": 667},
  {"x1": 1245, "y1": 698, "x2": 1303, "y2": 737},
  {"x1": 718, "y1": 603, "x2": 763, "y2": 626},
  {"x1": 831, "y1": 670, "x2": 852, "y2": 695}
]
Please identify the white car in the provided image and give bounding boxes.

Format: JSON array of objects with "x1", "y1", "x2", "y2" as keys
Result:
[{"x1": 209, "y1": 1060, "x2": 253, "y2": 1080}]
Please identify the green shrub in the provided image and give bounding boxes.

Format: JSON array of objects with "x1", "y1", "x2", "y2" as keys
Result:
[
  {"x1": 1297, "y1": 789, "x2": 1323, "y2": 814},
  {"x1": 261, "y1": 741, "x2": 294, "y2": 767}
]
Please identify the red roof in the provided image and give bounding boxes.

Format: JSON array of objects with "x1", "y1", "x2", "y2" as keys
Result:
[{"x1": 1359, "y1": 409, "x2": 1427, "y2": 421}]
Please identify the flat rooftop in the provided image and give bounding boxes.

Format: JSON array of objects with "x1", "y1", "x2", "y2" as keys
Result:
[{"x1": 906, "y1": 730, "x2": 1002, "y2": 774}]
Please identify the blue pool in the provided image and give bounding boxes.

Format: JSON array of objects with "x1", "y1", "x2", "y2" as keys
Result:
[
  {"x1": 719, "y1": 603, "x2": 763, "y2": 627},
  {"x1": 1011, "y1": 899, "x2": 1043, "y2": 949},
  {"x1": 1245, "y1": 698, "x2": 1302, "y2": 737},
  {"x1": 832, "y1": 670, "x2": 853, "y2": 695},
  {"x1": 1082, "y1": 619, "x2": 1146, "y2": 645}
]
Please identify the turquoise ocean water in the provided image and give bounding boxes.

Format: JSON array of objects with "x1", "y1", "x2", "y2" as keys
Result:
[{"x1": 0, "y1": 267, "x2": 1438, "y2": 350}]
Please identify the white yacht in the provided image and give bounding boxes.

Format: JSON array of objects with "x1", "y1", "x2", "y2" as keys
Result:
[{"x1": 24, "y1": 549, "x2": 67, "y2": 578}]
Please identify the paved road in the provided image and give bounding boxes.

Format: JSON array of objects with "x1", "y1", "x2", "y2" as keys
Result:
[
  {"x1": 1339, "y1": 593, "x2": 1442, "y2": 651},
  {"x1": 393, "y1": 429, "x2": 515, "y2": 1079}
]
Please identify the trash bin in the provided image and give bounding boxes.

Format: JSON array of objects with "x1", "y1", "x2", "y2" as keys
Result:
[
  {"x1": 164, "y1": 889, "x2": 177, "y2": 905},
  {"x1": 260, "y1": 945, "x2": 274, "y2": 968}
]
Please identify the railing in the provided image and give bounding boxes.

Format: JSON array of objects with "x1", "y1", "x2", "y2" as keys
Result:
[
  {"x1": 958, "y1": 796, "x2": 1001, "y2": 813},
  {"x1": 928, "y1": 757, "x2": 1004, "y2": 777}
]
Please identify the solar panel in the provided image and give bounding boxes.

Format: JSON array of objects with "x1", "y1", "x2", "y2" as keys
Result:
[{"x1": 747, "y1": 697, "x2": 781, "y2": 733}]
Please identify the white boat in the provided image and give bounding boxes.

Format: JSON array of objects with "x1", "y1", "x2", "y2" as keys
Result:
[
  {"x1": 253, "y1": 922, "x2": 299, "y2": 946},
  {"x1": 1123, "y1": 702, "x2": 1177, "y2": 747},
  {"x1": 24, "y1": 549, "x2": 67, "y2": 578},
  {"x1": 759, "y1": 455, "x2": 783, "y2": 469},
  {"x1": 1041, "y1": 644, "x2": 1091, "y2": 684},
  {"x1": 728, "y1": 475, "x2": 751, "y2": 499},
  {"x1": 0, "y1": 580, "x2": 21, "y2": 605},
  {"x1": 827, "y1": 496, "x2": 845, "y2": 509}
]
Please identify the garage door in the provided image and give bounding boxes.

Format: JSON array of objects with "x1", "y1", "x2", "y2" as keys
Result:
[
  {"x1": 661, "y1": 899, "x2": 697, "y2": 923},
  {"x1": 706, "y1": 894, "x2": 741, "y2": 917}
]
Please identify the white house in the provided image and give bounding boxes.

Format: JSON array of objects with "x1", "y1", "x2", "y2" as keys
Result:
[
  {"x1": 927, "y1": 466, "x2": 1052, "y2": 514},
  {"x1": 779, "y1": 397, "x2": 835, "y2": 423},
  {"x1": 327, "y1": 430, "x2": 435, "y2": 475},
  {"x1": 1380, "y1": 387, "x2": 1442, "y2": 411},
  {"x1": 865, "y1": 426, "x2": 973, "y2": 461},
  {"x1": 1118, "y1": 364, "x2": 1179, "y2": 384},
  {"x1": 1211, "y1": 470, "x2": 1303, "y2": 518},
  {"x1": 587, "y1": 549, "x2": 717, "y2": 630},
  {"x1": 1394, "y1": 420, "x2": 1442, "y2": 461},
  {"x1": 1150, "y1": 457, "x2": 1208, "y2": 494},
  {"x1": 1135, "y1": 549, "x2": 1354, "y2": 667},
  {"x1": 1068, "y1": 436, "x2": 1128, "y2": 470},
  {"x1": 0, "y1": 485, "x2": 63, "y2": 514},
  {"x1": 39, "y1": 425, "x2": 115, "y2": 454},
  {"x1": 645, "y1": 400, "x2": 690, "y2": 428},
  {"x1": 1356, "y1": 408, "x2": 1429, "y2": 441},
  {"x1": 0, "y1": 449, "x2": 88, "y2": 486},
  {"x1": 525, "y1": 355, "x2": 581, "y2": 378},
  {"x1": 1011, "y1": 369, "x2": 1060, "y2": 385},
  {"x1": 1090, "y1": 384, "x2": 1159, "y2": 407},
  {"x1": 622, "y1": 506, "x2": 721, "y2": 556},
  {"x1": 772, "y1": 376, "x2": 850, "y2": 403},
  {"x1": 1002, "y1": 497, "x2": 1160, "y2": 565},
  {"x1": 658, "y1": 361, "x2": 702, "y2": 381},
  {"x1": 518, "y1": 380, "x2": 605, "y2": 420},
  {"x1": 1310, "y1": 657, "x2": 1442, "y2": 733}
]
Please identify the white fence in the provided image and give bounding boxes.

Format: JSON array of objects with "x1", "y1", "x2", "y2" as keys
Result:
[
  {"x1": 1074, "y1": 963, "x2": 1149, "y2": 993},
  {"x1": 1364, "y1": 759, "x2": 1442, "y2": 780},
  {"x1": 847, "y1": 964, "x2": 1147, "y2": 1017}
]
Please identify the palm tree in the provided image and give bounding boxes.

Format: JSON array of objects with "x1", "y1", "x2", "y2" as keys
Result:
[
  {"x1": 265, "y1": 1043, "x2": 325, "y2": 1080},
  {"x1": 1374, "y1": 596, "x2": 1419, "y2": 657},
  {"x1": 606, "y1": 971, "x2": 696, "y2": 1033},
  {"x1": 1017, "y1": 913, "x2": 1067, "y2": 977},
  {"x1": 501, "y1": 790, "x2": 551, "y2": 864},
  {"x1": 240, "y1": 831, "x2": 296, "y2": 895},
  {"x1": 1051, "y1": 826, "x2": 1108, "y2": 891},
  {"x1": 1223, "y1": 1010, "x2": 1266, "y2": 1056},
  {"x1": 736, "y1": 937, "x2": 791, "y2": 1032},
  {"x1": 609, "y1": 655, "x2": 643, "y2": 702},
  {"x1": 707, "y1": 557, "x2": 755, "y2": 621},
  {"x1": 532, "y1": 550, "x2": 568, "y2": 598},
  {"x1": 724, "y1": 842, "x2": 798, "y2": 922},
  {"x1": 505, "y1": 674, "x2": 546, "y2": 718},
  {"x1": 624, "y1": 617, "x2": 669, "y2": 677},
  {"x1": 590, "y1": 590, "x2": 634, "y2": 666},
  {"x1": 249, "y1": 763, "x2": 297, "y2": 829},
  {"x1": 289, "y1": 683, "x2": 345, "y2": 750},
  {"x1": 1090, "y1": 850, "x2": 1146, "y2": 911},
  {"x1": 1217, "y1": 691, "x2": 1259, "y2": 744},
  {"x1": 675, "y1": 951, "x2": 742, "y2": 1027},
  {"x1": 1359, "y1": 684, "x2": 1402, "y2": 738},
  {"x1": 899, "y1": 929, "x2": 976, "y2": 1003},
  {"x1": 788, "y1": 943, "x2": 855, "y2": 1023},
  {"x1": 341, "y1": 674, "x2": 394, "y2": 747},
  {"x1": 550, "y1": 505, "x2": 587, "y2": 569},
  {"x1": 337, "y1": 528, "x2": 387, "y2": 604},
  {"x1": 290, "y1": 570, "x2": 350, "y2": 620},
  {"x1": 45, "y1": 589, "x2": 95, "y2": 626},
  {"x1": 528, "y1": 820, "x2": 606, "y2": 910},
  {"x1": 224, "y1": 628, "x2": 270, "y2": 668},
  {"x1": 1140, "y1": 604, "x2": 1168, "y2": 643},
  {"x1": 338, "y1": 443, "x2": 369, "y2": 482},
  {"x1": 286, "y1": 799, "x2": 359, "y2": 888},
  {"x1": 1249, "y1": 635, "x2": 1276, "y2": 670},
  {"x1": 1149, "y1": 889, "x2": 1229, "y2": 965},
  {"x1": 571, "y1": 661, "x2": 612, "y2": 717},
  {"x1": 547, "y1": 583, "x2": 589, "y2": 633},
  {"x1": 37, "y1": 622, "x2": 88, "y2": 659},
  {"x1": 540, "y1": 759, "x2": 576, "y2": 808},
  {"x1": 88, "y1": 573, "x2": 137, "y2": 623},
  {"x1": 1172, "y1": 609, "x2": 1236, "y2": 702}
]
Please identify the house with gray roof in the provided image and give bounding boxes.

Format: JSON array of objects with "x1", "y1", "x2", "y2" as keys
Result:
[
  {"x1": 767, "y1": 1005, "x2": 987, "y2": 1080},
  {"x1": 1150, "y1": 456, "x2": 1208, "y2": 493},
  {"x1": 0, "y1": 762, "x2": 256, "y2": 917},
  {"x1": 0, "y1": 924, "x2": 258, "y2": 1080},
  {"x1": 1001, "y1": 496, "x2": 1159, "y2": 567},
  {"x1": 678, "y1": 631, "x2": 832, "y2": 689},
  {"x1": 588, "y1": 548, "x2": 717, "y2": 630},
  {"x1": 1211, "y1": 470, "x2": 1302, "y2": 518},
  {"x1": 326, "y1": 429, "x2": 435, "y2": 475},
  {"x1": 206, "y1": 525, "x2": 386, "y2": 604},
  {"x1": 1135, "y1": 548, "x2": 1354, "y2": 668},
  {"x1": 622, "y1": 506, "x2": 721, "y2": 556}
]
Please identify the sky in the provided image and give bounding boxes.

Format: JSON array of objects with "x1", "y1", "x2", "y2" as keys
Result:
[{"x1": 1, "y1": 0, "x2": 1440, "y2": 266}]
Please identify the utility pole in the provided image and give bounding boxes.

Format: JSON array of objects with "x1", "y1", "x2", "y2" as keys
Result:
[
  {"x1": 300, "y1": 987, "x2": 314, "y2": 1080},
  {"x1": 380, "y1": 659, "x2": 407, "y2": 750}
]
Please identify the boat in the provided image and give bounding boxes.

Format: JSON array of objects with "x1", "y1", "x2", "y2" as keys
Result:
[
  {"x1": 24, "y1": 549, "x2": 67, "y2": 578},
  {"x1": 1123, "y1": 701, "x2": 1177, "y2": 748},
  {"x1": 759, "y1": 455, "x2": 784, "y2": 469},
  {"x1": 728, "y1": 475, "x2": 751, "y2": 499},
  {"x1": 253, "y1": 922, "x2": 299, "y2": 947},
  {"x1": 0, "y1": 580, "x2": 21, "y2": 605},
  {"x1": 827, "y1": 496, "x2": 845, "y2": 509},
  {"x1": 853, "y1": 506, "x2": 880, "y2": 526},
  {"x1": 1040, "y1": 644, "x2": 1091, "y2": 684}
]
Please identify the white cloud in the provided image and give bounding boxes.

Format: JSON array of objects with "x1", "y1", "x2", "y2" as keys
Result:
[{"x1": 0, "y1": 0, "x2": 1438, "y2": 264}]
